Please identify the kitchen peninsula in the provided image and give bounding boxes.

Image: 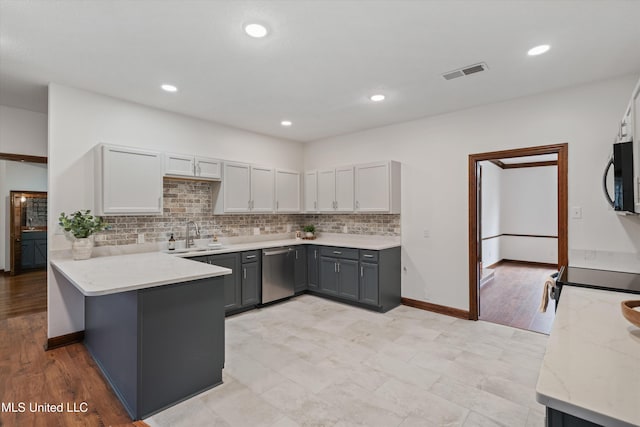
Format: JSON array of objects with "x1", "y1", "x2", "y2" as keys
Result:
[{"x1": 50, "y1": 252, "x2": 232, "y2": 420}]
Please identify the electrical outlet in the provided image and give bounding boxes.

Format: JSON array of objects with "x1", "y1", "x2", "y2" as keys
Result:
[
  {"x1": 286, "y1": 224, "x2": 292, "y2": 232},
  {"x1": 571, "y1": 207, "x2": 582, "y2": 219},
  {"x1": 423, "y1": 229, "x2": 430, "y2": 238},
  {"x1": 253, "y1": 227, "x2": 260, "y2": 235},
  {"x1": 137, "y1": 233, "x2": 145, "y2": 244},
  {"x1": 342, "y1": 226, "x2": 348, "y2": 233}
]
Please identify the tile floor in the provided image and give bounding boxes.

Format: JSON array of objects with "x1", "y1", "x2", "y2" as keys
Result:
[{"x1": 146, "y1": 295, "x2": 547, "y2": 427}]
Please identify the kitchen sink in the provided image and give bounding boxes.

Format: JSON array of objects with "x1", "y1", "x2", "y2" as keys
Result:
[{"x1": 163, "y1": 246, "x2": 226, "y2": 254}]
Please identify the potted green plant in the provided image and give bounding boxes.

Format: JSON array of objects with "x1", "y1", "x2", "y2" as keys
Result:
[
  {"x1": 58, "y1": 210, "x2": 109, "y2": 260},
  {"x1": 303, "y1": 225, "x2": 316, "y2": 239}
]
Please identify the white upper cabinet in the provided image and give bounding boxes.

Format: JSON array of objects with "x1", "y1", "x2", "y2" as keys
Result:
[
  {"x1": 314, "y1": 167, "x2": 354, "y2": 212},
  {"x1": 275, "y1": 169, "x2": 301, "y2": 212},
  {"x1": 304, "y1": 171, "x2": 318, "y2": 212},
  {"x1": 223, "y1": 162, "x2": 251, "y2": 212},
  {"x1": 164, "y1": 153, "x2": 221, "y2": 180},
  {"x1": 355, "y1": 161, "x2": 401, "y2": 213},
  {"x1": 335, "y1": 166, "x2": 354, "y2": 212},
  {"x1": 250, "y1": 166, "x2": 275, "y2": 212},
  {"x1": 317, "y1": 169, "x2": 337, "y2": 212},
  {"x1": 95, "y1": 144, "x2": 163, "y2": 215},
  {"x1": 220, "y1": 162, "x2": 275, "y2": 213}
]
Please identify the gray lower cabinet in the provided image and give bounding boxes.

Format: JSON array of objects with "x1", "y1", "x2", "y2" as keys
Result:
[
  {"x1": 294, "y1": 246, "x2": 307, "y2": 293},
  {"x1": 21, "y1": 231, "x2": 47, "y2": 269},
  {"x1": 337, "y1": 258, "x2": 359, "y2": 301},
  {"x1": 211, "y1": 253, "x2": 242, "y2": 312},
  {"x1": 359, "y1": 261, "x2": 379, "y2": 306},
  {"x1": 307, "y1": 246, "x2": 319, "y2": 290},
  {"x1": 319, "y1": 256, "x2": 339, "y2": 295},
  {"x1": 241, "y1": 251, "x2": 260, "y2": 306},
  {"x1": 84, "y1": 276, "x2": 225, "y2": 420}
]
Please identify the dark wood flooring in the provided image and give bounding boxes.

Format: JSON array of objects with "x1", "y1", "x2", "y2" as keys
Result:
[
  {"x1": 0, "y1": 272, "x2": 145, "y2": 427},
  {"x1": 0, "y1": 269, "x2": 47, "y2": 321},
  {"x1": 479, "y1": 262, "x2": 557, "y2": 335}
]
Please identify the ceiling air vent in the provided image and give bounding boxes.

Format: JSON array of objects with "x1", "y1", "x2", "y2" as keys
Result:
[{"x1": 442, "y1": 63, "x2": 488, "y2": 80}]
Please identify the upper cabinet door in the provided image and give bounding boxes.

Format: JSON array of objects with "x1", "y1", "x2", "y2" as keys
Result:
[
  {"x1": 250, "y1": 166, "x2": 275, "y2": 212},
  {"x1": 317, "y1": 169, "x2": 336, "y2": 212},
  {"x1": 275, "y1": 169, "x2": 301, "y2": 212},
  {"x1": 335, "y1": 166, "x2": 354, "y2": 212},
  {"x1": 304, "y1": 171, "x2": 318, "y2": 212},
  {"x1": 195, "y1": 157, "x2": 222, "y2": 180},
  {"x1": 98, "y1": 145, "x2": 163, "y2": 215},
  {"x1": 164, "y1": 153, "x2": 194, "y2": 177},
  {"x1": 355, "y1": 162, "x2": 389, "y2": 212},
  {"x1": 223, "y1": 162, "x2": 251, "y2": 213}
]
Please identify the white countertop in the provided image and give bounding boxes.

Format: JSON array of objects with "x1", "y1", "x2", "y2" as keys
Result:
[
  {"x1": 536, "y1": 286, "x2": 640, "y2": 427},
  {"x1": 167, "y1": 233, "x2": 401, "y2": 258},
  {"x1": 50, "y1": 252, "x2": 232, "y2": 297}
]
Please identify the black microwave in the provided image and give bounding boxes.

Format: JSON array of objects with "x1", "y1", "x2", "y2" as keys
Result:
[{"x1": 603, "y1": 141, "x2": 636, "y2": 213}]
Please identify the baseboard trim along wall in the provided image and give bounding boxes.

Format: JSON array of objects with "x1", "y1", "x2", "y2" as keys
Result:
[
  {"x1": 401, "y1": 297, "x2": 470, "y2": 320},
  {"x1": 45, "y1": 330, "x2": 85, "y2": 351},
  {"x1": 485, "y1": 259, "x2": 558, "y2": 270}
]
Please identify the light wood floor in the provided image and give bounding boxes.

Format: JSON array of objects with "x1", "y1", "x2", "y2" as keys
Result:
[
  {"x1": 0, "y1": 272, "x2": 144, "y2": 427},
  {"x1": 479, "y1": 262, "x2": 557, "y2": 335}
]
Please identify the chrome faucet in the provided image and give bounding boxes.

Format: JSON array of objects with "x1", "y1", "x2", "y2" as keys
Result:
[{"x1": 186, "y1": 221, "x2": 200, "y2": 248}]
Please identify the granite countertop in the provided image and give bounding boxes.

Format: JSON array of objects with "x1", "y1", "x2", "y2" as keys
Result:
[
  {"x1": 536, "y1": 286, "x2": 640, "y2": 427},
  {"x1": 50, "y1": 252, "x2": 232, "y2": 297},
  {"x1": 166, "y1": 233, "x2": 401, "y2": 258}
]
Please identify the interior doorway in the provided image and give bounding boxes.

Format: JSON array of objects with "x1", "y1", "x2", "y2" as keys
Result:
[
  {"x1": 9, "y1": 191, "x2": 48, "y2": 275},
  {"x1": 468, "y1": 144, "x2": 568, "y2": 330}
]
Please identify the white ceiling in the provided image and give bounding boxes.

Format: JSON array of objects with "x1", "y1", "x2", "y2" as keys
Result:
[{"x1": 1, "y1": 1, "x2": 639, "y2": 143}]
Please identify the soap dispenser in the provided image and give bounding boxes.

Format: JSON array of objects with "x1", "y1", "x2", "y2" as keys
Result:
[{"x1": 168, "y1": 233, "x2": 175, "y2": 251}]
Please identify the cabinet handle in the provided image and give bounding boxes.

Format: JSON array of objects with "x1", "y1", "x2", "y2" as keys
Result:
[
  {"x1": 334, "y1": 262, "x2": 337, "y2": 273},
  {"x1": 158, "y1": 197, "x2": 162, "y2": 208},
  {"x1": 252, "y1": 200, "x2": 255, "y2": 209},
  {"x1": 246, "y1": 255, "x2": 256, "y2": 259},
  {"x1": 196, "y1": 163, "x2": 201, "y2": 176},
  {"x1": 361, "y1": 266, "x2": 363, "y2": 277},
  {"x1": 314, "y1": 249, "x2": 317, "y2": 259},
  {"x1": 337, "y1": 262, "x2": 340, "y2": 273},
  {"x1": 276, "y1": 201, "x2": 279, "y2": 210},
  {"x1": 333, "y1": 251, "x2": 342, "y2": 255},
  {"x1": 295, "y1": 250, "x2": 298, "y2": 259},
  {"x1": 243, "y1": 268, "x2": 247, "y2": 279},
  {"x1": 314, "y1": 201, "x2": 317, "y2": 210},
  {"x1": 363, "y1": 254, "x2": 374, "y2": 258},
  {"x1": 248, "y1": 200, "x2": 251, "y2": 209},
  {"x1": 356, "y1": 200, "x2": 360, "y2": 209}
]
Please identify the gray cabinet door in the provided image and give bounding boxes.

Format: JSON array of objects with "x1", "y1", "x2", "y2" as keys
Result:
[
  {"x1": 337, "y1": 259, "x2": 359, "y2": 301},
  {"x1": 307, "y1": 246, "x2": 319, "y2": 289},
  {"x1": 241, "y1": 262, "x2": 260, "y2": 306},
  {"x1": 34, "y1": 239, "x2": 47, "y2": 267},
  {"x1": 359, "y1": 262, "x2": 379, "y2": 306},
  {"x1": 294, "y1": 246, "x2": 307, "y2": 293},
  {"x1": 212, "y1": 253, "x2": 241, "y2": 312},
  {"x1": 319, "y1": 256, "x2": 338, "y2": 295}
]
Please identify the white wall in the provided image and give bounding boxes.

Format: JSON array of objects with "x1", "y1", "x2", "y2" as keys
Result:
[
  {"x1": 0, "y1": 160, "x2": 48, "y2": 271},
  {"x1": 48, "y1": 84, "x2": 305, "y2": 338},
  {"x1": 304, "y1": 74, "x2": 640, "y2": 311},
  {"x1": 0, "y1": 105, "x2": 48, "y2": 271},
  {"x1": 0, "y1": 105, "x2": 48, "y2": 156}
]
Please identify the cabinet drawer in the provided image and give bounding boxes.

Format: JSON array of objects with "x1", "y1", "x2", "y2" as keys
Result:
[
  {"x1": 241, "y1": 251, "x2": 260, "y2": 263},
  {"x1": 319, "y1": 246, "x2": 359, "y2": 260},
  {"x1": 360, "y1": 250, "x2": 378, "y2": 262}
]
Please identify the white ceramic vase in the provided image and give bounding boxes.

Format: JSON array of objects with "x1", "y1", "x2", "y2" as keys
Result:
[
  {"x1": 72, "y1": 237, "x2": 94, "y2": 260},
  {"x1": 305, "y1": 232, "x2": 314, "y2": 238}
]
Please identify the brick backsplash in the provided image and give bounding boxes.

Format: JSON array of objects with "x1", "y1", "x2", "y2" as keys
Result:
[{"x1": 96, "y1": 179, "x2": 400, "y2": 247}]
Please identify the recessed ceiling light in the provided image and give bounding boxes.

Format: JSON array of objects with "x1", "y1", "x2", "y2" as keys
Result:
[
  {"x1": 527, "y1": 44, "x2": 550, "y2": 56},
  {"x1": 161, "y1": 84, "x2": 178, "y2": 92},
  {"x1": 370, "y1": 94, "x2": 386, "y2": 102},
  {"x1": 281, "y1": 120, "x2": 292, "y2": 127},
  {"x1": 245, "y1": 23, "x2": 268, "y2": 38}
]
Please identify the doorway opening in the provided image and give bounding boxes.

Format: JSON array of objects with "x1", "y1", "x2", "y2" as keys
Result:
[
  {"x1": 9, "y1": 191, "x2": 48, "y2": 275},
  {"x1": 468, "y1": 144, "x2": 568, "y2": 333}
]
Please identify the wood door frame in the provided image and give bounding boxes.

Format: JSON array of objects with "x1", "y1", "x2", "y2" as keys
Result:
[
  {"x1": 9, "y1": 191, "x2": 48, "y2": 275},
  {"x1": 468, "y1": 143, "x2": 568, "y2": 320}
]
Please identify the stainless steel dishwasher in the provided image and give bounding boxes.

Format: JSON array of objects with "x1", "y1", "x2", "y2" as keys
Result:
[{"x1": 262, "y1": 246, "x2": 295, "y2": 304}]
